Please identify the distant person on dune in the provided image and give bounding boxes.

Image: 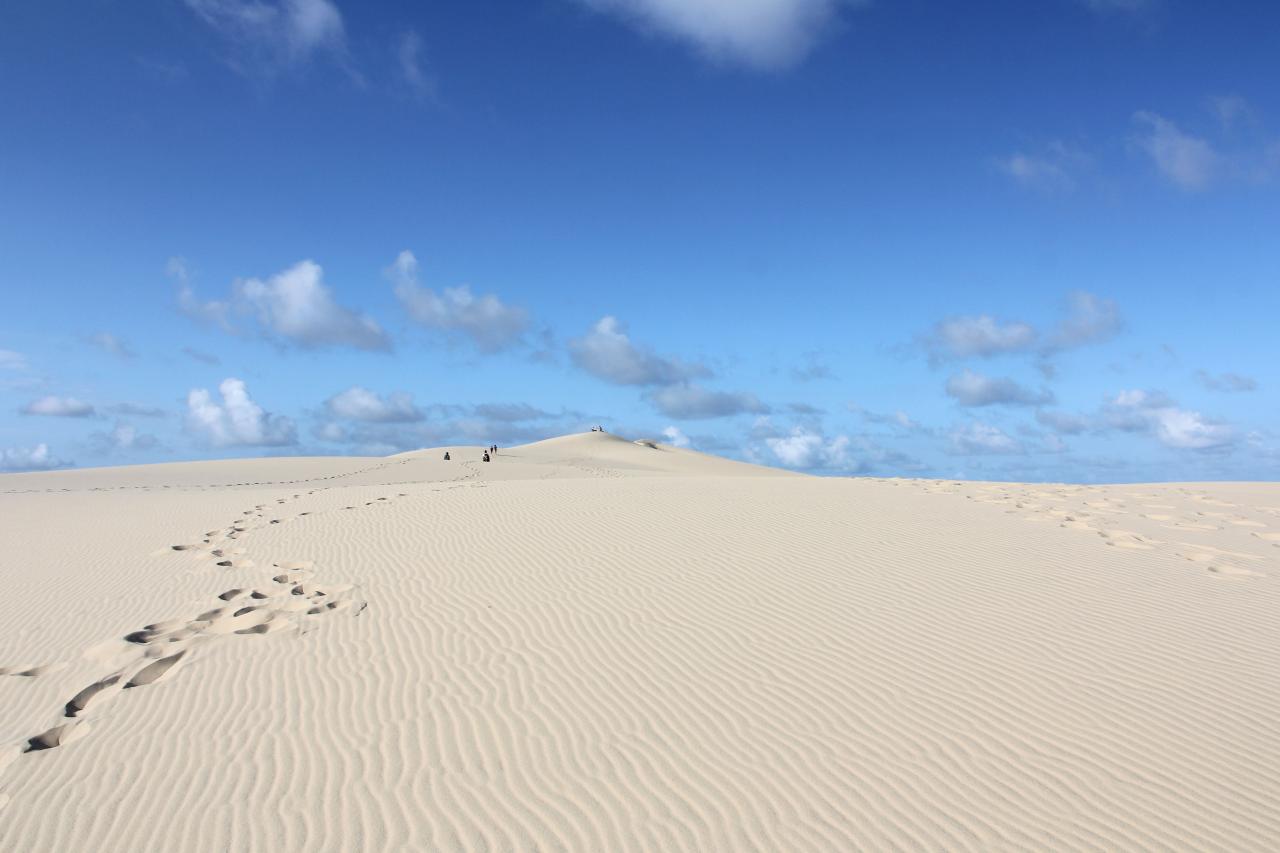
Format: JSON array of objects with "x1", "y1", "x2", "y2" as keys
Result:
[{"x1": 443, "y1": 452, "x2": 450, "y2": 461}]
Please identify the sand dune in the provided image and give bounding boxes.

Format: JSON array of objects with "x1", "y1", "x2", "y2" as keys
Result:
[{"x1": 1, "y1": 432, "x2": 1277, "y2": 850}]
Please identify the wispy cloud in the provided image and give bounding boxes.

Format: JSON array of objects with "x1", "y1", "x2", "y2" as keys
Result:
[
  {"x1": 0, "y1": 349, "x2": 27, "y2": 371},
  {"x1": 996, "y1": 141, "x2": 1089, "y2": 192},
  {"x1": 573, "y1": 0, "x2": 862, "y2": 70},
  {"x1": 397, "y1": 31, "x2": 437, "y2": 102},
  {"x1": 183, "y1": 0, "x2": 352, "y2": 77},
  {"x1": 1132, "y1": 111, "x2": 1219, "y2": 191}
]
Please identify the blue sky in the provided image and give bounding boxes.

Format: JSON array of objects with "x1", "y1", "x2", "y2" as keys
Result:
[{"x1": 2, "y1": 0, "x2": 1277, "y2": 481}]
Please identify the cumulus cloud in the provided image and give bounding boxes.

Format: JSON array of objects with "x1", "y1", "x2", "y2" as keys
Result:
[
  {"x1": 661, "y1": 425, "x2": 691, "y2": 448},
  {"x1": 22, "y1": 395, "x2": 95, "y2": 418},
  {"x1": 0, "y1": 443, "x2": 68, "y2": 472},
  {"x1": 87, "y1": 332, "x2": 135, "y2": 359},
  {"x1": 324, "y1": 386, "x2": 424, "y2": 423},
  {"x1": 1105, "y1": 389, "x2": 1233, "y2": 450},
  {"x1": 240, "y1": 260, "x2": 390, "y2": 350},
  {"x1": 177, "y1": 258, "x2": 389, "y2": 351},
  {"x1": 1196, "y1": 370, "x2": 1257, "y2": 393},
  {"x1": 1132, "y1": 111, "x2": 1219, "y2": 191},
  {"x1": 945, "y1": 370, "x2": 1053, "y2": 407},
  {"x1": 765, "y1": 426, "x2": 850, "y2": 470},
  {"x1": 574, "y1": 0, "x2": 861, "y2": 70},
  {"x1": 183, "y1": 0, "x2": 349, "y2": 74},
  {"x1": 390, "y1": 251, "x2": 529, "y2": 353},
  {"x1": 570, "y1": 316, "x2": 710, "y2": 386},
  {"x1": 397, "y1": 31, "x2": 436, "y2": 101},
  {"x1": 186, "y1": 378, "x2": 297, "y2": 447},
  {"x1": 0, "y1": 349, "x2": 26, "y2": 371},
  {"x1": 647, "y1": 383, "x2": 768, "y2": 419},
  {"x1": 948, "y1": 422, "x2": 1024, "y2": 455}
]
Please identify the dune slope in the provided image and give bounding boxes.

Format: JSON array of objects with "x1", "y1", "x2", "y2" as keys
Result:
[{"x1": 1, "y1": 432, "x2": 1278, "y2": 851}]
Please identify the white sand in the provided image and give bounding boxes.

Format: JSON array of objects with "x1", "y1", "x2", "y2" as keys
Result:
[{"x1": 1, "y1": 431, "x2": 1277, "y2": 851}]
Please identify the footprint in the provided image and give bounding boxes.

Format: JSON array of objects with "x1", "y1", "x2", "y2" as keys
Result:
[
  {"x1": 65, "y1": 674, "x2": 123, "y2": 718},
  {"x1": 125, "y1": 650, "x2": 187, "y2": 688},
  {"x1": 26, "y1": 721, "x2": 90, "y2": 752}
]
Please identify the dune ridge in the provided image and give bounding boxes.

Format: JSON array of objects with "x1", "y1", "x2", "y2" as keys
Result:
[{"x1": 1, "y1": 432, "x2": 1277, "y2": 851}]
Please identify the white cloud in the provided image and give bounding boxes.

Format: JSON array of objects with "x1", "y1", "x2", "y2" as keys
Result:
[
  {"x1": 177, "y1": 258, "x2": 388, "y2": 350},
  {"x1": 661, "y1": 425, "x2": 691, "y2": 447},
  {"x1": 945, "y1": 369, "x2": 1053, "y2": 407},
  {"x1": 1106, "y1": 389, "x2": 1233, "y2": 450},
  {"x1": 924, "y1": 291, "x2": 1120, "y2": 364},
  {"x1": 0, "y1": 349, "x2": 29, "y2": 370},
  {"x1": 22, "y1": 395, "x2": 95, "y2": 418},
  {"x1": 390, "y1": 251, "x2": 529, "y2": 353},
  {"x1": 1036, "y1": 409, "x2": 1089, "y2": 435},
  {"x1": 171, "y1": 257, "x2": 233, "y2": 330},
  {"x1": 570, "y1": 316, "x2": 709, "y2": 385},
  {"x1": 88, "y1": 332, "x2": 135, "y2": 359},
  {"x1": 397, "y1": 31, "x2": 436, "y2": 101},
  {"x1": 647, "y1": 383, "x2": 768, "y2": 419},
  {"x1": 926, "y1": 314, "x2": 1037, "y2": 362},
  {"x1": 765, "y1": 426, "x2": 850, "y2": 469},
  {"x1": 996, "y1": 142, "x2": 1087, "y2": 192},
  {"x1": 325, "y1": 386, "x2": 424, "y2": 423},
  {"x1": 186, "y1": 378, "x2": 297, "y2": 447},
  {"x1": 240, "y1": 260, "x2": 389, "y2": 350},
  {"x1": 1132, "y1": 111, "x2": 1219, "y2": 191},
  {"x1": 0, "y1": 443, "x2": 68, "y2": 472},
  {"x1": 574, "y1": 0, "x2": 860, "y2": 70},
  {"x1": 183, "y1": 0, "x2": 348, "y2": 72},
  {"x1": 948, "y1": 422, "x2": 1023, "y2": 455}
]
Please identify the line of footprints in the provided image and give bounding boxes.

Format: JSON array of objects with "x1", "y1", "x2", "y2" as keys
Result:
[{"x1": 5, "y1": 489, "x2": 369, "y2": 765}]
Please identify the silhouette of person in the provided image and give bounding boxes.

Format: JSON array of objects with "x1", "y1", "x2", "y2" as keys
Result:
[
  {"x1": 444, "y1": 451, "x2": 451, "y2": 461},
  {"x1": 483, "y1": 451, "x2": 490, "y2": 462}
]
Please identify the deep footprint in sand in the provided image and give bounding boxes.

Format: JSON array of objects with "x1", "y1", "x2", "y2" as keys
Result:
[{"x1": 125, "y1": 650, "x2": 187, "y2": 688}]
